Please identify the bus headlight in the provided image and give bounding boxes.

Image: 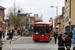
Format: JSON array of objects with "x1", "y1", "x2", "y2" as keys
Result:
[
  {"x1": 42, "y1": 35, "x2": 44, "y2": 36},
  {"x1": 36, "y1": 32, "x2": 38, "y2": 34}
]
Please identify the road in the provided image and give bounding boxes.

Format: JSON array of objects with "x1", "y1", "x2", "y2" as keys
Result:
[{"x1": 2, "y1": 37, "x2": 65, "y2": 50}]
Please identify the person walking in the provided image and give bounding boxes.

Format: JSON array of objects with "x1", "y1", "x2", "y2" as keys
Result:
[
  {"x1": 64, "y1": 31, "x2": 68, "y2": 35},
  {"x1": 0, "y1": 28, "x2": 3, "y2": 39},
  {"x1": 70, "y1": 31, "x2": 73, "y2": 38},
  {"x1": 54, "y1": 31, "x2": 58, "y2": 44},
  {"x1": 2, "y1": 27, "x2": 6, "y2": 38},
  {"x1": 58, "y1": 34, "x2": 65, "y2": 50},
  {"x1": 9, "y1": 30, "x2": 13, "y2": 44},
  {"x1": 0, "y1": 38, "x2": 3, "y2": 50},
  {"x1": 65, "y1": 34, "x2": 71, "y2": 50},
  {"x1": 17, "y1": 29, "x2": 21, "y2": 36},
  {"x1": 12, "y1": 29, "x2": 14, "y2": 34},
  {"x1": 8, "y1": 28, "x2": 11, "y2": 34}
]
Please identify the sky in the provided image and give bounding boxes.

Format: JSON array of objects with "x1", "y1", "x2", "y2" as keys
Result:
[{"x1": 0, "y1": 0, "x2": 65, "y2": 21}]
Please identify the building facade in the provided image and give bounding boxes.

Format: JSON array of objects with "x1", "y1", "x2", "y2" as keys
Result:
[
  {"x1": 0, "y1": 6, "x2": 7, "y2": 28},
  {"x1": 9, "y1": 13, "x2": 31, "y2": 30},
  {"x1": 49, "y1": 17, "x2": 53, "y2": 22},
  {"x1": 57, "y1": 15, "x2": 65, "y2": 33},
  {"x1": 34, "y1": 14, "x2": 38, "y2": 20},
  {"x1": 64, "y1": 0, "x2": 75, "y2": 32}
]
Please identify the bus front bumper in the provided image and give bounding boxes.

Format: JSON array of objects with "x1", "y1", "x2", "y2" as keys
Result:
[{"x1": 33, "y1": 37, "x2": 49, "y2": 41}]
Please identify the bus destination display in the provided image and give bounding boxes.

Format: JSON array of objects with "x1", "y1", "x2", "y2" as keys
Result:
[{"x1": 35, "y1": 24, "x2": 47, "y2": 26}]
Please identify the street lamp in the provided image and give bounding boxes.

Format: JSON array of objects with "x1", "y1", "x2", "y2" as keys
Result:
[
  {"x1": 68, "y1": 0, "x2": 71, "y2": 33},
  {"x1": 50, "y1": 6, "x2": 58, "y2": 18},
  {"x1": 50, "y1": 6, "x2": 58, "y2": 32},
  {"x1": 69, "y1": 18, "x2": 72, "y2": 32}
]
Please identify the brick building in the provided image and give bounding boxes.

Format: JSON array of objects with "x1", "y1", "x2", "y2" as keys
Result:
[{"x1": 0, "y1": 6, "x2": 7, "y2": 28}]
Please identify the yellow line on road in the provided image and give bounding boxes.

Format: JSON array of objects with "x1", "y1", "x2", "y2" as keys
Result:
[
  {"x1": 8, "y1": 44, "x2": 12, "y2": 49},
  {"x1": 6, "y1": 44, "x2": 10, "y2": 49},
  {"x1": 17, "y1": 37, "x2": 22, "y2": 40},
  {"x1": 5, "y1": 44, "x2": 12, "y2": 50}
]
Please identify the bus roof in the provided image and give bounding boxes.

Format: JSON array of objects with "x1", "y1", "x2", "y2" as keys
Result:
[{"x1": 34, "y1": 22, "x2": 52, "y2": 24}]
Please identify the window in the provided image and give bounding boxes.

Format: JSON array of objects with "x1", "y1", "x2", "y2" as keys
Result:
[
  {"x1": 65, "y1": 17, "x2": 69, "y2": 22},
  {"x1": 62, "y1": 19, "x2": 64, "y2": 23},
  {"x1": 62, "y1": 25, "x2": 64, "y2": 28},
  {"x1": 66, "y1": 0, "x2": 68, "y2": 2},
  {"x1": 64, "y1": 14, "x2": 65, "y2": 17},
  {"x1": 0, "y1": 10, "x2": 2, "y2": 18},
  {"x1": 66, "y1": 6, "x2": 69, "y2": 12},
  {"x1": 24, "y1": 19, "x2": 29, "y2": 24},
  {"x1": 11, "y1": 25, "x2": 13, "y2": 27}
]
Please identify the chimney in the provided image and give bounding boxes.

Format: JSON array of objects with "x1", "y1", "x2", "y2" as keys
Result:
[{"x1": 62, "y1": 7, "x2": 64, "y2": 14}]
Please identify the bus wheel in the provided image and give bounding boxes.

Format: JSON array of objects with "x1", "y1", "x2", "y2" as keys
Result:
[
  {"x1": 34, "y1": 41, "x2": 37, "y2": 42},
  {"x1": 47, "y1": 41, "x2": 50, "y2": 43},
  {"x1": 50, "y1": 38, "x2": 52, "y2": 40}
]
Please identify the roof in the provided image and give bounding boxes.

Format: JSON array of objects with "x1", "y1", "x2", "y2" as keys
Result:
[
  {"x1": 0, "y1": 6, "x2": 6, "y2": 9},
  {"x1": 34, "y1": 22, "x2": 52, "y2": 24}
]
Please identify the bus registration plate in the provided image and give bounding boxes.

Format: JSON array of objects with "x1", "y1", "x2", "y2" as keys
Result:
[{"x1": 39, "y1": 40, "x2": 43, "y2": 41}]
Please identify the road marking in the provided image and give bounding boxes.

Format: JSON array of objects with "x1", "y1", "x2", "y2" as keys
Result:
[
  {"x1": 17, "y1": 37, "x2": 22, "y2": 40},
  {"x1": 8, "y1": 44, "x2": 12, "y2": 49},
  {"x1": 6, "y1": 44, "x2": 10, "y2": 49},
  {"x1": 26, "y1": 49, "x2": 28, "y2": 50},
  {"x1": 5, "y1": 44, "x2": 12, "y2": 50}
]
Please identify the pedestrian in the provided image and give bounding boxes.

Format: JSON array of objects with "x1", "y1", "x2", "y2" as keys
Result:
[
  {"x1": 54, "y1": 31, "x2": 58, "y2": 44},
  {"x1": 8, "y1": 28, "x2": 11, "y2": 34},
  {"x1": 64, "y1": 31, "x2": 68, "y2": 35},
  {"x1": 9, "y1": 30, "x2": 13, "y2": 44},
  {"x1": 70, "y1": 31, "x2": 73, "y2": 38},
  {"x1": 0, "y1": 38, "x2": 3, "y2": 50},
  {"x1": 58, "y1": 34, "x2": 65, "y2": 50},
  {"x1": 0, "y1": 28, "x2": 3, "y2": 39},
  {"x1": 2, "y1": 27, "x2": 6, "y2": 38},
  {"x1": 12, "y1": 29, "x2": 14, "y2": 34},
  {"x1": 17, "y1": 28, "x2": 21, "y2": 36},
  {"x1": 65, "y1": 34, "x2": 71, "y2": 50}
]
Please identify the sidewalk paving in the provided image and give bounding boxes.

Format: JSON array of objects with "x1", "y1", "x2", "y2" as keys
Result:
[
  {"x1": 53, "y1": 37, "x2": 73, "y2": 50},
  {"x1": 2, "y1": 36, "x2": 20, "y2": 42}
]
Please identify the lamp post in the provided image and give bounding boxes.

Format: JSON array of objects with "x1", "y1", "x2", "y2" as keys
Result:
[
  {"x1": 69, "y1": 18, "x2": 72, "y2": 34},
  {"x1": 68, "y1": 0, "x2": 71, "y2": 33},
  {"x1": 50, "y1": 6, "x2": 58, "y2": 18},
  {"x1": 50, "y1": 6, "x2": 58, "y2": 32}
]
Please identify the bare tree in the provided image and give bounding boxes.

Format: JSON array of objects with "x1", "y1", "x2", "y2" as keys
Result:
[{"x1": 7, "y1": 3, "x2": 23, "y2": 30}]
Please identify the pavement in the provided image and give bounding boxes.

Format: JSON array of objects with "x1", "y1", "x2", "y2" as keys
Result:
[{"x1": 2, "y1": 36, "x2": 20, "y2": 42}]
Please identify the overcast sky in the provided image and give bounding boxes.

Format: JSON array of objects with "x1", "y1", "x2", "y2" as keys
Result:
[{"x1": 0, "y1": 0, "x2": 65, "y2": 21}]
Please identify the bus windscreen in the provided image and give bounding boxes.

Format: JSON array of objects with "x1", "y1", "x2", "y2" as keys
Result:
[{"x1": 33, "y1": 27, "x2": 49, "y2": 34}]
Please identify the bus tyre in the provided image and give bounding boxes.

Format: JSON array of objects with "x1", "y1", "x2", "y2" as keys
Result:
[
  {"x1": 48, "y1": 38, "x2": 50, "y2": 42},
  {"x1": 50, "y1": 38, "x2": 52, "y2": 40},
  {"x1": 34, "y1": 41, "x2": 37, "y2": 42}
]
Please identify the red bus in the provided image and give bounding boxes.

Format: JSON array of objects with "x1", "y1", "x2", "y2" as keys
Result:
[{"x1": 32, "y1": 22, "x2": 53, "y2": 42}]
